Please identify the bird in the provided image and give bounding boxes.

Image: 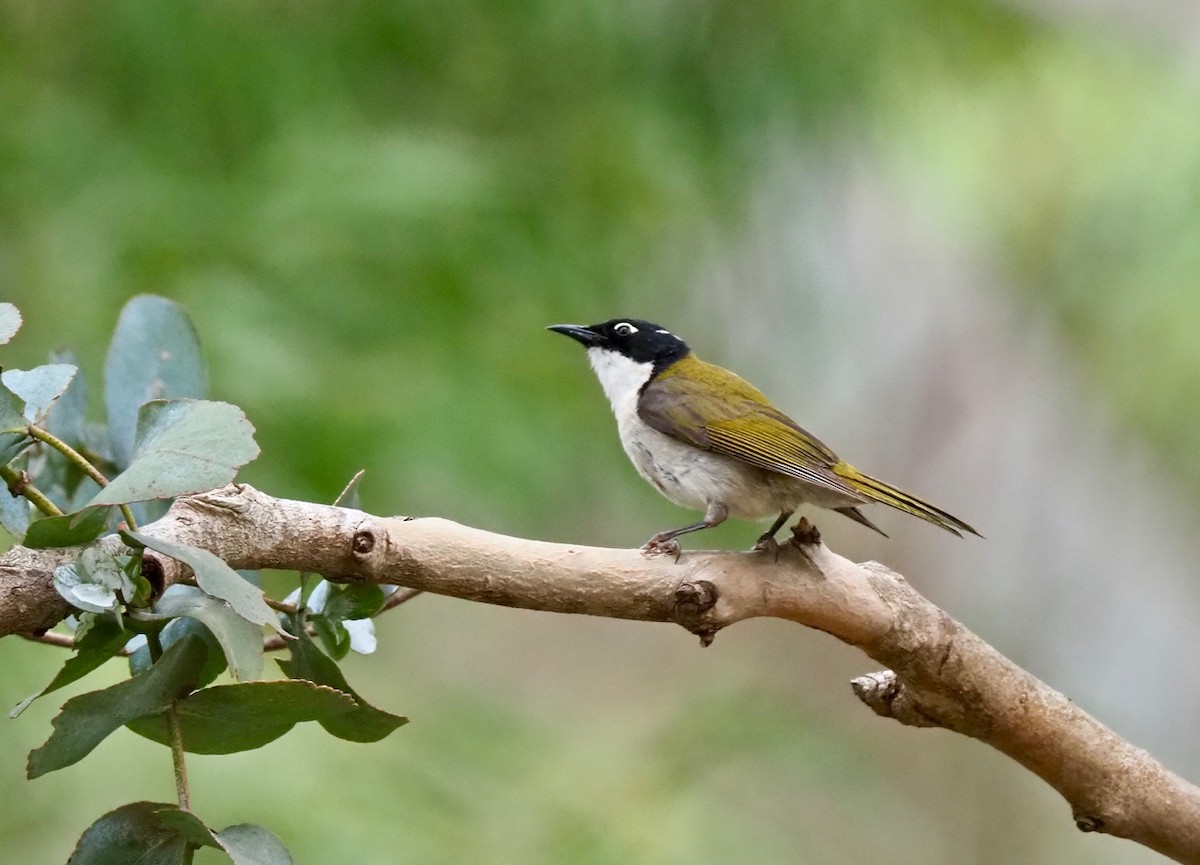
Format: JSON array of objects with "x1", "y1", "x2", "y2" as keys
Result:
[{"x1": 548, "y1": 318, "x2": 979, "y2": 556}]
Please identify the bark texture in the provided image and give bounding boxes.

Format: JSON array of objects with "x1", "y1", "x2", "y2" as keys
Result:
[{"x1": 3, "y1": 484, "x2": 1198, "y2": 862}]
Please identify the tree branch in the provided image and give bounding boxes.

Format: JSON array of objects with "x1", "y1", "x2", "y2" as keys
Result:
[{"x1": 1, "y1": 484, "x2": 1197, "y2": 862}]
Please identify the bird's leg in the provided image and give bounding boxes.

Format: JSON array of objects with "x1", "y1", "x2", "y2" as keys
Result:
[
  {"x1": 751, "y1": 510, "x2": 794, "y2": 558},
  {"x1": 642, "y1": 502, "x2": 729, "y2": 561}
]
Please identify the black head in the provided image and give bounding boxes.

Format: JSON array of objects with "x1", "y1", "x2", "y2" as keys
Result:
[{"x1": 547, "y1": 318, "x2": 690, "y2": 368}]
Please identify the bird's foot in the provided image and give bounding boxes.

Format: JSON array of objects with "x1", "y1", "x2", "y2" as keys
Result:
[
  {"x1": 751, "y1": 532, "x2": 781, "y2": 561},
  {"x1": 641, "y1": 534, "x2": 682, "y2": 562},
  {"x1": 789, "y1": 517, "x2": 822, "y2": 548}
]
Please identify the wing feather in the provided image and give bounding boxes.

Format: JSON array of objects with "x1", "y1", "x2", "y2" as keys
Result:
[{"x1": 638, "y1": 359, "x2": 861, "y2": 500}]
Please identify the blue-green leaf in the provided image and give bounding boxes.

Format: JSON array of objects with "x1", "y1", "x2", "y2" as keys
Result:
[
  {"x1": 344, "y1": 618, "x2": 377, "y2": 655},
  {"x1": 104, "y1": 295, "x2": 207, "y2": 468},
  {"x1": 46, "y1": 348, "x2": 88, "y2": 446},
  {"x1": 53, "y1": 547, "x2": 137, "y2": 615},
  {"x1": 27, "y1": 634, "x2": 207, "y2": 778},
  {"x1": 126, "y1": 680, "x2": 356, "y2": 753},
  {"x1": 129, "y1": 613, "x2": 229, "y2": 689},
  {"x1": 53, "y1": 563, "x2": 118, "y2": 614},
  {"x1": 0, "y1": 483, "x2": 31, "y2": 541},
  {"x1": 215, "y1": 824, "x2": 295, "y2": 865},
  {"x1": 78, "y1": 546, "x2": 135, "y2": 600},
  {"x1": 1, "y1": 364, "x2": 77, "y2": 424},
  {"x1": 123, "y1": 530, "x2": 283, "y2": 634},
  {"x1": 132, "y1": 585, "x2": 262, "y2": 680},
  {"x1": 88, "y1": 399, "x2": 258, "y2": 507},
  {"x1": 0, "y1": 303, "x2": 21, "y2": 345}
]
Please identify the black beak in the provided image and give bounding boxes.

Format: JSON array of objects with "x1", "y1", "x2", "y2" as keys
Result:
[{"x1": 547, "y1": 324, "x2": 605, "y2": 348}]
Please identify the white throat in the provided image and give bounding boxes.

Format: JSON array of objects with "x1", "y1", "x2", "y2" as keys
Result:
[{"x1": 586, "y1": 347, "x2": 654, "y2": 412}]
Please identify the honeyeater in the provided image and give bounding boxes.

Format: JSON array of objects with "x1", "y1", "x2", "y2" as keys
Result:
[{"x1": 549, "y1": 318, "x2": 979, "y2": 555}]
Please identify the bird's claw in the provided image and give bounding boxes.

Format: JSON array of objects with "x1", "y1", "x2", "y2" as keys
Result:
[{"x1": 641, "y1": 535, "x2": 682, "y2": 562}]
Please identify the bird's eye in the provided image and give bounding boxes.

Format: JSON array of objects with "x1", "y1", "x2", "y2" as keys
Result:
[{"x1": 613, "y1": 322, "x2": 636, "y2": 336}]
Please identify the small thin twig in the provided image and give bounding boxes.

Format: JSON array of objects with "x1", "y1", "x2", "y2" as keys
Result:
[
  {"x1": 380, "y1": 587, "x2": 422, "y2": 613},
  {"x1": 264, "y1": 597, "x2": 299, "y2": 615},
  {"x1": 263, "y1": 627, "x2": 312, "y2": 652},
  {"x1": 20, "y1": 631, "x2": 76, "y2": 650},
  {"x1": 27, "y1": 424, "x2": 138, "y2": 530},
  {"x1": 0, "y1": 464, "x2": 63, "y2": 518},
  {"x1": 21, "y1": 630, "x2": 133, "y2": 656}
]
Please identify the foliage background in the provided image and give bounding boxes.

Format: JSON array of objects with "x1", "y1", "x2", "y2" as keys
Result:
[{"x1": 3, "y1": 1, "x2": 1200, "y2": 862}]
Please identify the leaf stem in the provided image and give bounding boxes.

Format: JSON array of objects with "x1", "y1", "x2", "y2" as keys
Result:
[
  {"x1": 147, "y1": 630, "x2": 191, "y2": 812},
  {"x1": 0, "y1": 464, "x2": 63, "y2": 517},
  {"x1": 27, "y1": 424, "x2": 138, "y2": 530}
]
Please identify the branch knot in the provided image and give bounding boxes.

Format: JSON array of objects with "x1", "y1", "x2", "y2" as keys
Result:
[
  {"x1": 352, "y1": 530, "x2": 375, "y2": 555},
  {"x1": 673, "y1": 580, "x2": 720, "y2": 646},
  {"x1": 850, "y1": 669, "x2": 941, "y2": 729}
]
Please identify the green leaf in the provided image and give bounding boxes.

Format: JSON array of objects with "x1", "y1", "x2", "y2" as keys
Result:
[
  {"x1": 126, "y1": 680, "x2": 356, "y2": 754},
  {"x1": 215, "y1": 824, "x2": 295, "y2": 865},
  {"x1": 0, "y1": 302, "x2": 21, "y2": 346},
  {"x1": 129, "y1": 614, "x2": 229, "y2": 689},
  {"x1": 104, "y1": 295, "x2": 207, "y2": 468},
  {"x1": 23, "y1": 507, "x2": 110, "y2": 549},
  {"x1": 66, "y1": 802, "x2": 191, "y2": 865},
  {"x1": 1, "y1": 363, "x2": 77, "y2": 424},
  {"x1": 312, "y1": 615, "x2": 351, "y2": 660},
  {"x1": 132, "y1": 585, "x2": 261, "y2": 680},
  {"x1": 0, "y1": 383, "x2": 28, "y2": 463},
  {"x1": 88, "y1": 399, "x2": 259, "y2": 507},
  {"x1": 278, "y1": 628, "x2": 407, "y2": 743},
  {"x1": 123, "y1": 531, "x2": 284, "y2": 635},
  {"x1": 10, "y1": 617, "x2": 130, "y2": 718},
  {"x1": 27, "y1": 634, "x2": 207, "y2": 778},
  {"x1": 323, "y1": 583, "x2": 385, "y2": 623}
]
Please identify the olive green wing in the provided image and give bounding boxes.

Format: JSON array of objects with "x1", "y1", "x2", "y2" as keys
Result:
[{"x1": 637, "y1": 363, "x2": 862, "y2": 500}]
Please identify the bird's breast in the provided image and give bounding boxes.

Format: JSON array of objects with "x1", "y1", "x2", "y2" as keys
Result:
[{"x1": 613, "y1": 403, "x2": 800, "y2": 519}]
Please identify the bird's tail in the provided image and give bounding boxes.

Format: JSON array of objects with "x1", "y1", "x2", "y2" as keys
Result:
[{"x1": 833, "y1": 463, "x2": 981, "y2": 538}]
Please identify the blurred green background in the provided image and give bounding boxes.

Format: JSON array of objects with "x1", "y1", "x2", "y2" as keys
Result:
[{"x1": 4, "y1": 1, "x2": 1200, "y2": 862}]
